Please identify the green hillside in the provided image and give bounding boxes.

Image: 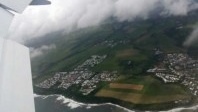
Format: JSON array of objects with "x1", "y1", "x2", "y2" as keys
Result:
[{"x1": 32, "y1": 14, "x2": 197, "y2": 80}]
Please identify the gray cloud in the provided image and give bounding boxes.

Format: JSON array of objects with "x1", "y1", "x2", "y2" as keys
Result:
[
  {"x1": 30, "y1": 44, "x2": 56, "y2": 58},
  {"x1": 7, "y1": 0, "x2": 198, "y2": 44},
  {"x1": 113, "y1": 0, "x2": 159, "y2": 21},
  {"x1": 162, "y1": 0, "x2": 198, "y2": 16},
  {"x1": 184, "y1": 26, "x2": 198, "y2": 47}
]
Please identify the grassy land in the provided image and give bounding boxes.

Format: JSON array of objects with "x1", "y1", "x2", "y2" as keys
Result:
[
  {"x1": 96, "y1": 75, "x2": 191, "y2": 104},
  {"x1": 115, "y1": 48, "x2": 138, "y2": 58},
  {"x1": 32, "y1": 14, "x2": 198, "y2": 80},
  {"x1": 115, "y1": 75, "x2": 189, "y2": 96},
  {"x1": 109, "y1": 83, "x2": 144, "y2": 91},
  {"x1": 96, "y1": 89, "x2": 190, "y2": 104}
]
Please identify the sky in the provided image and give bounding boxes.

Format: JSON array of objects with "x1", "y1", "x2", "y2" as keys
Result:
[{"x1": 7, "y1": 0, "x2": 198, "y2": 46}]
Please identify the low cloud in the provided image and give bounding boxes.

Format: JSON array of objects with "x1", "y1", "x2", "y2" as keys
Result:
[
  {"x1": 113, "y1": 0, "x2": 159, "y2": 21},
  {"x1": 30, "y1": 44, "x2": 56, "y2": 58},
  {"x1": 7, "y1": 0, "x2": 198, "y2": 44},
  {"x1": 162, "y1": 0, "x2": 198, "y2": 16},
  {"x1": 184, "y1": 26, "x2": 198, "y2": 47}
]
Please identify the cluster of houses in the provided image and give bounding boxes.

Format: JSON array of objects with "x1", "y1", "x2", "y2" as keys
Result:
[
  {"x1": 75, "y1": 55, "x2": 106, "y2": 70},
  {"x1": 100, "y1": 40, "x2": 130, "y2": 48},
  {"x1": 147, "y1": 53, "x2": 198, "y2": 96},
  {"x1": 36, "y1": 55, "x2": 119, "y2": 95},
  {"x1": 155, "y1": 73, "x2": 180, "y2": 83},
  {"x1": 147, "y1": 67, "x2": 181, "y2": 83},
  {"x1": 80, "y1": 71, "x2": 118, "y2": 95},
  {"x1": 58, "y1": 71, "x2": 93, "y2": 89},
  {"x1": 35, "y1": 73, "x2": 61, "y2": 89}
]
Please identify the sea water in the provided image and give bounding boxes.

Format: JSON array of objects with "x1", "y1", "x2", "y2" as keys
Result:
[{"x1": 34, "y1": 95, "x2": 198, "y2": 112}]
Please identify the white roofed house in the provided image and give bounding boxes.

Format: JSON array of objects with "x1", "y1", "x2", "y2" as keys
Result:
[{"x1": 0, "y1": 0, "x2": 50, "y2": 112}]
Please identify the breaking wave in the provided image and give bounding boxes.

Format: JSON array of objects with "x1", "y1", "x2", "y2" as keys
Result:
[{"x1": 34, "y1": 94, "x2": 198, "y2": 112}]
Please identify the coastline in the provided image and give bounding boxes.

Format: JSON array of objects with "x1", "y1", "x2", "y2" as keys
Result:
[
  {"x1": 34, "y1": 94, "x2": 135, "y2": 112},
  {"x1": 34, "y1": 94, "x2": 198, "y2": 112}
]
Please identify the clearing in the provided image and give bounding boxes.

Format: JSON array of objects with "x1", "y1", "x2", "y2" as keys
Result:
[{"x1": 109, "y1": 83, "x2": 144, "y2": 91}]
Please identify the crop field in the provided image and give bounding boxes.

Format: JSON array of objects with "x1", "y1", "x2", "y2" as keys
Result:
[
  {"x1": 95, "y1": 89, "x2": 191, "y2": 104},
  {"x1": 116, "y1": 49, "x2": 138, "y2": 58},
  {"x1": 95, "y1": 75, "x2": 192, "y2": 104},
  {"x1": 109, "y1": 83, "x2": 144, "y2": 91}
]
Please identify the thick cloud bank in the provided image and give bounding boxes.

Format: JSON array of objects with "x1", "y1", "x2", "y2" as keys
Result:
[{"x1": 7, "y1": 0, "x2": 198, "y2": 44}]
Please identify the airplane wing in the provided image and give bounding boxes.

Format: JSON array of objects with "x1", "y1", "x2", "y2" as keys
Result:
[
  {"x1": 0, "y1": 0, "x2": 50, "y2": 37},
  {"x1": 0, "y1": 0, "x2": 51, "y2": 112},
  {"x1": 0, "y1": 38, "x2": 35, "y2": 112},
  {"x1": 0, "y1": 7, "x2": 13, "y2": 37},
  {"x1": 0, "y1": 0, "x2": 33, "y2": 13}
]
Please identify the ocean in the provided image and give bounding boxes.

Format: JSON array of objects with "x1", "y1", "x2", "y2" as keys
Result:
[{"x1": 34, "y1": 95, "x2": 198, "y2": 112}]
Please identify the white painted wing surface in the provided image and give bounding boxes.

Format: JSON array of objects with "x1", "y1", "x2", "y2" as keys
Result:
[
  {"x1": 0, "y1": 38, "x2": 35, "y2": 112},
  {"x1": 0, "y1": 0, "x2": 32, "y2": 13},
  {"x1": 0, "y1": 7, "x2": 13, "y2": 37}
]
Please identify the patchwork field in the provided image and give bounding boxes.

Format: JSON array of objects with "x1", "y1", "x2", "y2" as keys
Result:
[
  {"x1": 95, "y1": 89, "x2": 191, "y2": 104},
  {"x1": 116, "y1": 49, "x2": 138, "y2": 58},
  {"x1": 109, "y1": 83, "x2": 144, "y2": 91},
  {"x1": 95, "y1": 75, "x2": 192, "y2": 104}
]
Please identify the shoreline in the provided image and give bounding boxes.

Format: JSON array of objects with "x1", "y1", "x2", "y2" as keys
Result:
[
  {"x1": 34, "y1": 94, "x2": 135, "y2": 112},
  {"x1": 34, "y1": 94, "x2": 198, "y2": 112}
]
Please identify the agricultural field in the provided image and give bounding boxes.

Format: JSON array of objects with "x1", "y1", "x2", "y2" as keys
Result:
[
  {"x1": 109, "y1": 83, "x2": 144, "y2": 91},
  {"x1": 115, "y1": 49, "x2": 138, "y2": 58},
  {"x1": 95, "y1": 89, "x2": 190, "y2": 104},
  {"x1": 96, "y1": 75, "x2": 191, "y2": 104}
]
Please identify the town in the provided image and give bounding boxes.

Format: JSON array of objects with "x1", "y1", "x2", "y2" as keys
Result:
[
  {"x1": 100, "y1": 40, "x2": 130, "y2": 48},
  {"x1": 147, "y1": 53, "x2": 198, "y2": 96},
  {"x1": 36, "y1": 55, "x2": 119, "y2": 95}
]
